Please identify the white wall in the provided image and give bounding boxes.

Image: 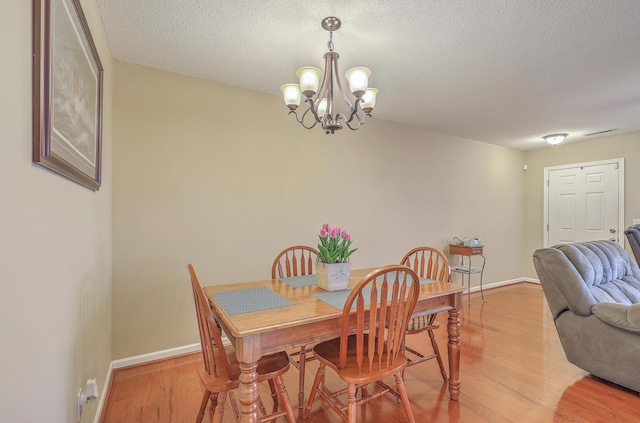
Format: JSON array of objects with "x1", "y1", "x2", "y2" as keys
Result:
[
  {"x1": 111, "y1": 61, "x2": 526, "y2": 359},
  {"x1": 0, "y1": 1, "x2": 112, "y2": 422}
]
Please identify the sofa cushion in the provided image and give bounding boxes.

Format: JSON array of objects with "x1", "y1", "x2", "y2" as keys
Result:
[{"x1": 592, "y1": 302, "x2": 640, "y2": 333}]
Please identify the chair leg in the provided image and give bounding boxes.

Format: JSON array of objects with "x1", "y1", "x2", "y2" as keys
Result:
[
  {"x1": 303, "y1": 363, "x2": 326, "y2": 418},
  {"x1": 394, "y1": 373, "x2": 416, "y2": 423},
  {"x1": 268, "y1": 379, "x2": 279, "y2": 413},
  {"x1": 196, "y1": 390, "x2": 210, "y2": 423},
  {"x1": 298, "y1": 346, "x2": 307, "y2": 416},
  {"x1": 212, "y1": 391, "x2": 228, "y2": 423},
  {"x1": 274, "y1": 375, "x2": 297, "y2": 423},
  {"x1": 427, "y1": 328, "x2": 448, "y2": 382},
  {"x1": 347, "y1": 383, "x2": 357, "y2": 423}
]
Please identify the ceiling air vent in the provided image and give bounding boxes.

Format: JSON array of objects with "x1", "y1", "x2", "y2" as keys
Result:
[{"x1": 584, "y1": 129, "x2": 616, "y2": 136}]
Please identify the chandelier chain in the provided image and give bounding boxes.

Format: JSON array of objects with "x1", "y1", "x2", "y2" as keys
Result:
[{"x1": 327, "y1": 31, "x2": 334, "y2": 52}]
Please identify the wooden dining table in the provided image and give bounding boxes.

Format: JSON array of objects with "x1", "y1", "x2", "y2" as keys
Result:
[{"x1": 204, "y1": 267, "x2": 464, "y2": 423}]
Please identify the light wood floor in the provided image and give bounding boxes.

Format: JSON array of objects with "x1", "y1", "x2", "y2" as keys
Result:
[{"x1": 100, "y1": 284, "x2": 640, "y2": 422}]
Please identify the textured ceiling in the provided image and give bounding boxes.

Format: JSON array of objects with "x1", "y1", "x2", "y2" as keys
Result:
[{"x1": 96, "y1": 0, "x2": 640, "y2": 150}]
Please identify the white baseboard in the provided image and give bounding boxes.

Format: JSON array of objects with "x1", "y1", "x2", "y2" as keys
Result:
[
  {"x1": 470, "y1": 277, "x2": 539, "y2": 292},
  {"x1": 453, "y1": 277, "x2": 540, "y2": 295},
  {"x1": 93, "y1": 361, "x2": 113, "y2": 423},
  {"x1": 111, "y1": 343, "x2": 202, "y2": 370}
]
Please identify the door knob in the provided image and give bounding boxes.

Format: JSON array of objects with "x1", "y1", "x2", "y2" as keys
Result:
[
  {"x1": 610, "y1": 229, "x2": 616, "y2": 233},
  {"x1": 609, "y1": 238, "x2": 617, "y2": 242}
]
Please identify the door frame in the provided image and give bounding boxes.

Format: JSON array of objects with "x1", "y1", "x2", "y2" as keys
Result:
[{"x1": 543, "y1": 158, "x2": 625, "y2": 247}]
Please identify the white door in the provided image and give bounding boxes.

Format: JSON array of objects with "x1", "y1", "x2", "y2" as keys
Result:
[{"x1": 544, "y1": 159, "x2": 624, "y2": 247}]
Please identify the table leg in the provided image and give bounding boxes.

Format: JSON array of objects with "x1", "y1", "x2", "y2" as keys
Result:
[
  {"x1": 237, "y1": 361, "x2": 259, "y2": 423},
  {"x1": 447, "y1": 306, "x2": 461, "y2": 401},
  {"x1": 236, "y1": 336, "x2": 262, "y2": 423}
]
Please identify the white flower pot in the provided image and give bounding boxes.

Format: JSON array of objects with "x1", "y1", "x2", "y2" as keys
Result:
[{"x1": 316, "y1": 261, "x2": 352, "y2": 291}]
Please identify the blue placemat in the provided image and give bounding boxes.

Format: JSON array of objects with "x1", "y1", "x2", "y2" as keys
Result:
[
  {"x1": 419, "y1": 277, "x2": 437, "y2": 285},
  {"x1": 212, "y1": 287, "x2": 293, "y2": 315},
  {"x1": 314, "y1": 286, "x2": 393, "y2": 310},
  {"x1": 376, "y1": 272, "x2": 437, "y2": 285},
  {"x1": 314, "y1": 276, "x2": 437, "y2": 310},
  {"x1": 313, "y1": 288, "x2": 359, "y2": 310},
  {"x1": 279, "y1": 274, "x2": 318, "y2": 288}
]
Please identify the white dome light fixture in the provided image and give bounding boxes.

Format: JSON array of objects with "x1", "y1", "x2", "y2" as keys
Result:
[
  {"x1": 543, "y1": 133, "x2": 568, "y2": 145},
  {"x1": 280, "y1": 17, "x2": 378, "y2": 134}
]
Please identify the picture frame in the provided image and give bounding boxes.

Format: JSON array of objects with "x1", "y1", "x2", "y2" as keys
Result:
[{"x1": 33, "y1": 0, "x2": 104, "y2": 191}]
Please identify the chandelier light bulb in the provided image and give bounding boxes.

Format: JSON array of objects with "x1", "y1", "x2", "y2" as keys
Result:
[
  {"x1": 296, "y1": 67, "x2": 322, "y2": 97},
  {"x1": 280, "y1": 84, "x2": 302, "y2": 110},
  {"x1": 316, "y1": 98, "x2": 328, "y2": 117},
  {"x1": 361, "y1": 88, "x2": 378, "y2": 113},
  {"x1": 345, "y1": 67, "x2": 371, "y2": 98}
]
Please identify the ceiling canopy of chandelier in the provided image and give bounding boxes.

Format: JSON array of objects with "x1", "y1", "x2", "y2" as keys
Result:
[{"x1": 280, "y1": 17, "x2": 378, "y2": 134}]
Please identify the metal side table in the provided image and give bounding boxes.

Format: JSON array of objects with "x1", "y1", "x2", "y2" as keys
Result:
[{"x1": 449, "y1": 244, "x2": 486, "y2": 305}]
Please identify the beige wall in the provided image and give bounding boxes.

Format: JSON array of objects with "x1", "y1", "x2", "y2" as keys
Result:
[
  {"x1": 0, "y1": 1, "x2": 112, "y2": 422},
  {"x1": 523, "y1": 132, "x2": 640, "y2": 277},
  {"x1": 112, "y1": 60, "x2": 526, "y2": 358}
]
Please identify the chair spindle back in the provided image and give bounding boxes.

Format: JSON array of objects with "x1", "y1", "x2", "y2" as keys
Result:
[
  {"x1": 401, "y1": 247, "x2": 450, "y2": 282},
  {"x1": 271, "y1": 246, "x2": 318, "y2": 278},
  {"x1": 188, "y1": 264, "x2": 235, "y2": 380},
  {"x1": 339, "y1": 265, "x2": 420, "y2": 372}
]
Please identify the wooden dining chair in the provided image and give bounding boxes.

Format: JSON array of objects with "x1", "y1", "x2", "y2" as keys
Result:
[
  {"x1": 187, "y1": 264, "x2": 296, "y2": 423},
  {"x1": 303, "y1": 265, "x2": 421, "y2": 423},
  {"x1": 400, "y1": 247, "x2": 450, "y2": 382},
  {"x1": 271, "y1": 245, "x2": 318, "y2": 415}
]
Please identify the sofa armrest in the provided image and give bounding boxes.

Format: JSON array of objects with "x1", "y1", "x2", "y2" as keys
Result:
[{"x1": 591, "y1": 302, "x2": 640, "y2": 333}]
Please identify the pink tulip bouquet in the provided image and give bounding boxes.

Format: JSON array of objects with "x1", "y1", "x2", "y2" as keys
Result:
[{"x1": 317, "y1": 223, "x2": 357, "y2": 264}]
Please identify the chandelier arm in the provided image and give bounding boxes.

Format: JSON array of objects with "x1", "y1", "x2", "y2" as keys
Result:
[
  {"x1": 331, "y1": 55, "x2": 354, "y2": 110},
  {"x1": 303, "y1": 97, "x2": 323, "y2": 125},
  {"x1": 301, "y1": 105, "x2": 320, "y2": 129},
  {"x1": 343, "y1": 111, "x2": 372, "y2": 130},
  {"x1": 313, "y1": 52, "x2": 332, "y2": 112},
  {"x1": 345, "y1": 98, "x2": 363, "y2": 123},
  {"x1": 288, "y1": 108, "x2": 319, "y2": 129}
]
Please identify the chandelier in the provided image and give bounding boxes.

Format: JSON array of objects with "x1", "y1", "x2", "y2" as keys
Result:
[{"x1": 280, "y1": 17, "x2": 378, "y2": 134}]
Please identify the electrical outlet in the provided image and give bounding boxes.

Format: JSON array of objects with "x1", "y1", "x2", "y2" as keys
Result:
[
  {"x1": 77, "y1": 378, "x2": 98, "y2": 422},
  {"x1": 633, "y1": 219, "x2": 640, "y2": 225},
  {"x1": 77, "y1": 388, "x2": 84, "y2": 422}
]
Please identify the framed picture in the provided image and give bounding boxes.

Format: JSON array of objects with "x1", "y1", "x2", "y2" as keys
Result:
[{"x1": 33, "y1": 0, "x2": 103, "y2": 191}]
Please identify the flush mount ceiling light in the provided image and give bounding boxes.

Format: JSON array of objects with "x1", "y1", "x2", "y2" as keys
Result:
[
  {"x1": 543, "y1": 133, "x2": 568, "y2": 145},
  {"x1": 280, "y1": 17, "x2": 378, "y2": 134}
]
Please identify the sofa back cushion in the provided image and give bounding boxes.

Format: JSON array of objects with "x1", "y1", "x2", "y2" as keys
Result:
[{"x1": 533, "y1": 241, "x2": 640, "y2": 318}]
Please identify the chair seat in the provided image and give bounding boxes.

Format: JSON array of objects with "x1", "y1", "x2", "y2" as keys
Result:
[
  {"x1": 313, "y1": 334, "x2": 408, "y2": 384},
  {"x1": 406, "y1": 315, "x2": 439, "y2": 333},
  {"x1": 199, "y1": 345, "x2": 291, "y2": 391}
]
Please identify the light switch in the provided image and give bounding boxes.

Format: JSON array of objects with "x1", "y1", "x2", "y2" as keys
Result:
[{"x1": 633, "y1": 219, "x2": 640, "y2": 225}]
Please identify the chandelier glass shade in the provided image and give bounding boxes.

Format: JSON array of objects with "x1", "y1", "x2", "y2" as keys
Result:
[{"x1": 280, "y1": 17, "x2": 378, "y2": 134}]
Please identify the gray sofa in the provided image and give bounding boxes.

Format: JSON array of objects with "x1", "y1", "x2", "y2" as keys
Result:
[{"x1": 533, "y1": 240, "x2": 640, "y2": 392}]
